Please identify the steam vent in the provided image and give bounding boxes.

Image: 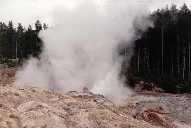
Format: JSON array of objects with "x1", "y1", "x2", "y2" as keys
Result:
[{"x1": 1, "y1": 0, "x2": 191, "y2": 128}]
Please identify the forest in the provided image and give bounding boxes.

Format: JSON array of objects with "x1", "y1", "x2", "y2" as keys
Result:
[
  {"x1": 1, "y1": 4, "x2": 191, "y2": 93},
  {"x1": 0, "y1": 20, "x2": 46, "y2": 65},
  {"x1": 128, "y1": 4, "x2": 191, "y2": 93}
]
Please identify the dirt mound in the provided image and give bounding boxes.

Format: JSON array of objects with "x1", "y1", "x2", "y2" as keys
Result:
[
  {"x1": 0, "y1": 68, "x2": 190, "y2": 128},
  {"x1": 127, "y1": 93, "x2": 191, "y2": 128},
  {"x1": 0, "y1": 67, "x2": 16, "y2": 86},
  {"x1": 0, "y1": 85, "x2": 159, "y2": 128}
]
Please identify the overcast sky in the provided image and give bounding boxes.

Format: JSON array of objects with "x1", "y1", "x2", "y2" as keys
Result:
[{"x1": 0, "y1": 0, "x2": 191, "y2": 26}]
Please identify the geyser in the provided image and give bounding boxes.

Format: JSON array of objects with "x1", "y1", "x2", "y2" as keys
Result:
[{"x1": 15, "y1": 0, "x2": 152, "y2": 104}]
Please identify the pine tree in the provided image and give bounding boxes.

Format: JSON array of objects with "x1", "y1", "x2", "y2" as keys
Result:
[{"x1": 35, "y1": 20, "x2": 42, "y2": 31}]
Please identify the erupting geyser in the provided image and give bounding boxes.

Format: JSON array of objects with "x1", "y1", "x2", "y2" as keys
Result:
[{"x1": 15, "y1": 0, "x2": 152, "y2": 104}]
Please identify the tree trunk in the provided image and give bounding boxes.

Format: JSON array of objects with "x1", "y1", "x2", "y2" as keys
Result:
[
  {"x1": 177, "y1": 35, "x2": 180, "y2": 79},
  {"x1": 171, "y1": 57, "x2": 174, "y2": 75},
  {"x1": 161, "y1": 27, "x2": 164, "y2": 75},
  {"x1": 189, "y1": 42, "x2": 191, "y2": 80},
  {"x1": 183, "y1": 47, "x2": 186, "y2": 80},
  {"x1": 137, "y1": 48, "x2": 140, "y2": 73},
  {"x1": 16, "y1": 40, "x2": 18, "y2": 60}
]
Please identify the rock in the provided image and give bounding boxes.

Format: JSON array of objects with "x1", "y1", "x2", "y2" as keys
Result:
[{"x1": 0, "y1": 85, "x2": 159, "y2": 128}]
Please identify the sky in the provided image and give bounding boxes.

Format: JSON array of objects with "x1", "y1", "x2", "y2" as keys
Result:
[{"x1": 0, "y1": 0, "x2": 191, "y2": 26}]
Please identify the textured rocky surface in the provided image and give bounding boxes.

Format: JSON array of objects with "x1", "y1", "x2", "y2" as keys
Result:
[
  {"x1": 0, "y1": 85, "x2": 159, "y2": 128},
  {"x1": 126, "y1": 93, "x2": 191, "y2": 128},
  {"x1": 0, "y1": 68, "x2": 191, "y2": 128}
]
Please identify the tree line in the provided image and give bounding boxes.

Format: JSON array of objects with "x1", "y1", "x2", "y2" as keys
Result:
[
  {"x1": 0, "y1": 20, "x2": 47, "y2": 65},
  {"x1": 127, "y1": 4, "x2": 191, "y2": 93},
  {"x1": 1, "y1": 4, "x2": 191, "y2": 93}
]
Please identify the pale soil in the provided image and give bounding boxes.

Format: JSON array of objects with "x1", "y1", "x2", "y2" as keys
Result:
[
  {"x1": 0, "y1": 68, "x2": 191, "y2": 128},
  {"x1": 0, "y1": 85, "x2": 160, "y2": 128},
  {"x1": 126, "y1": 93, "x2": 191, "y2": 128}
]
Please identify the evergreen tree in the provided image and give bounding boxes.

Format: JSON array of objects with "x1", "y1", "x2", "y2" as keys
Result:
[
  {"x1": 35, "y1": 20, "x2": 42, "y2": 31},
  {"x1": 128, "y1": 4, "x2": 191, "y2": 93}
]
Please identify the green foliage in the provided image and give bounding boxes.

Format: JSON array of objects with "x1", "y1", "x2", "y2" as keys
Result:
[
  {"x1": 0, "y1": 20, "x2": 45, "y2": 63},
  {"x1": 127, "y1": 4, "x2": 191, "y2": 93}
]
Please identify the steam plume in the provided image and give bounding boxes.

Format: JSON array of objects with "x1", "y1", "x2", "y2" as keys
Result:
[{"x1": 15, "y1": 0, "x2": 152, "y2": 104}]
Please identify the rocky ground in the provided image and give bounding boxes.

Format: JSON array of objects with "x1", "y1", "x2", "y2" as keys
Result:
[
  {"x1": 0, "y1": 68, "x2": 191, "y2": 128},
  {"x1": 127, "y1": 93, "x2": 191, "y2": 128}
]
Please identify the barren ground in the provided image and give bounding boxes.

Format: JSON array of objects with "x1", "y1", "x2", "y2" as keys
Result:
[{"x1": 0, "y1": 68, "x2": 191, "y2": 128}]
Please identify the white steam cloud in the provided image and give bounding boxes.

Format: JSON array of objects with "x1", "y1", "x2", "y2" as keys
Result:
[{"x1": 15, "y1": 0, "x2": 152, "y2": 104}]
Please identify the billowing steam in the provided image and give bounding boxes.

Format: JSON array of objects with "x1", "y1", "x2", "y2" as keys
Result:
[{"x1": 15, "y1": 0, "x2": 152, "y2": 104}]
